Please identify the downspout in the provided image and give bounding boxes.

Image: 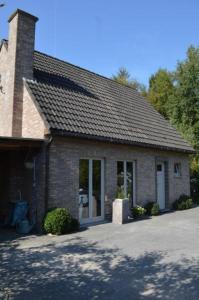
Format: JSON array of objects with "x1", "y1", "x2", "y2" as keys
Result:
[{"x1": 45, "y1": 136, "x2": 53, "y2": 213}]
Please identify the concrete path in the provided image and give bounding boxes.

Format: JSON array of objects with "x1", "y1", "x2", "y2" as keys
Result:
[{"x1": 1, "y1": 207, "x2": 199, "y2": 300}]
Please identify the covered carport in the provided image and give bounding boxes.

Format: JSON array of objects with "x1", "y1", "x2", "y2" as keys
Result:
[{"x1": 0, "y1": 137, "x2": 45, "y2": 230}]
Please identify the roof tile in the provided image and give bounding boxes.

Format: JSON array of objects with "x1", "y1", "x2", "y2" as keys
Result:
[{"x1": 25, "y1": 51, "x2": 195, "y2": 153}]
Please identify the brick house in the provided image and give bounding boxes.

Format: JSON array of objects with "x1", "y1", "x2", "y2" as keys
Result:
[{"x1": 0, "y1": 9, "x2": 195, "y2": 228}]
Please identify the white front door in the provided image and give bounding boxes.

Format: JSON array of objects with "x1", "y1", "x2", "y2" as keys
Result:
[
  {"x1": 79, "y1": 159, "x2": 104, "y2": 224},
  {"x1": 156, "y1": 162, "x2": 165, "y2": 210}
]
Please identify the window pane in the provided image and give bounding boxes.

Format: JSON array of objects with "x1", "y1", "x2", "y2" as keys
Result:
[
  {"x1": 127, "y1": 162, "x2": 133, "y2": 206},
  {"x1": 79, "y1": 159, "x2": 89, "y2": 219},
  {"x1": 174, "y1": 163, "x2": 181, "y2": 176},
  {"x1": 157, "y1": 164, "x2": 162, "y2": 171},
  {"x1": 92, "y1": 160, "x2": 101, "y2": 217},
  {"x1": 117, "y1": 161, "x2": 124, "y2": 197}
]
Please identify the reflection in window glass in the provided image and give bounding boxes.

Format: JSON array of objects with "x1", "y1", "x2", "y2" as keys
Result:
[
  {"x1": 79, "y1": 159, "x2": 103, "y2": 220},
  {"x1": 117, "y1": 161, "x2": 124, "y2": 196},
  {"x1": 174, "y1": 163, "x2": 181, "y2": 177},
  {"x1": 92, "y1": 160, "x2": 101, "y2": 217},
  {"x1": 117, "y1": 161, "x2": 134, "y2": 207},
  {"x1": 157, "y1": 164, "x2": 162, "y2": 172},
  {"x1": 127, "y1": 162, "x2": 133, "y2": 206},
  {"x1": 79, "y1": 159, "x2": 89, "y2": 219}
]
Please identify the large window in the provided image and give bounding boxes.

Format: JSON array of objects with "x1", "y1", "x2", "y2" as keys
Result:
[
  {"x1": 117, "y1": 161, "x2": 136, "y2": 207},
  {"x1": 174, "y1": 163, "x2": 181, "y2": 177},
  {"x1": 79, "y1": 159, "x2": 89, "y2": 219},
  {"x1": 79, "y1": 159, "x2": 104, "y2": 223}
]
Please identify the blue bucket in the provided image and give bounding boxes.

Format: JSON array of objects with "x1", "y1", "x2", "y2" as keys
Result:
[
  {"x1": 16, "y1": 219, "x2": 32, "y2": 234},
  {"x1": 11, "y1": 201, "x2": 28, "y2": 226}
]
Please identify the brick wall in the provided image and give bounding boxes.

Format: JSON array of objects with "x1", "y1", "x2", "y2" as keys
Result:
[
  {"x1": 0, "y1": 42, "x2": 9, "y2": 136},
  {"x1": 0, "y1": 9, "x2": 191, "y2": 227},
  {"x1": 22, "y1": 84, "x2": 48, "y2": 139},
  {"x1": 47, "y1": 137, "x2": 190, "y2": 220},
  {"x1": 0, "y1": 10, "x2": 38, "y2": 137}
]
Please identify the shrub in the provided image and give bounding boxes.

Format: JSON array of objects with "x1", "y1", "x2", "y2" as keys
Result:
[
  {"x1": 70, "y1": 218, "x2": 80, "y2": 232},
  {"x1": 145, "y1": 202, "x2": 160, "y2": 216},
  {"x1": 145, "y1": 202, "x2": 155, "y2": 215},
  {"x1": 44, "y1": 208, "x2": 72, "y2": 235},
  {"x1": 192, "y1": 196, "x2": 199, "y2": 204},
  {"x1": 178, "y1": 194, "x2": 190, "y2": 202},
  {"x1": 173, "y1": 194, "x2": 193, "y2": 210},
  {"x1": 116, "y1": 188, "x2": 125, "y2": 199},
  {"x1": 151, "y1": 203, "x2": 160, "y2": 216},
  {"x1": 190, "y1": 173, "x2": 199, "y2": 200},
  {"x1": 132, "y1": 206, "x2": 146, "y2": 219}
]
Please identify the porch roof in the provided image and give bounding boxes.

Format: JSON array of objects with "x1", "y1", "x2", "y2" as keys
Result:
[{"x1": 0, "y1": 136, "x2": 44, "y2": 149}]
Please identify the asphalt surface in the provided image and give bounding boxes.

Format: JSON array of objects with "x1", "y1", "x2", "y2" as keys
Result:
[{"x1": 1, "y1": 207, "x2": 199, "y2": 300}]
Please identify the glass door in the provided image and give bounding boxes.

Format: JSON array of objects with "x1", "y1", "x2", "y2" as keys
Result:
[
  {"x1": 156, "y1": 162, "x2": 165, "y2": 210},
  {"x1": 117, "y1": 160, "x2": 136, "y2": 208},
  {"x1": 79, "y1": 159, "x2": 104, "y2": 224}
]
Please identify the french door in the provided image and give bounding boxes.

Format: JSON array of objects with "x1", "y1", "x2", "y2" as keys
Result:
[
  {"x1": 156, "y1": 162, "x2": 166, "y2": 210},
  {"x1": 117, "y1": 160, "x2": 136, "y2": 207},
  {"x1": 79, "y1": 159, "x2": 104, "y2": 224}
]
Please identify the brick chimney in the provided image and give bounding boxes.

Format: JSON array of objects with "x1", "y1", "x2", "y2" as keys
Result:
[{"x1": 5, "y1": 9, "x2": 38, "y2": 136}]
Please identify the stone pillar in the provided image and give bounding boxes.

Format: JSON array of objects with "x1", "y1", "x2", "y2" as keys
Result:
[{"x1": 112, "y1": 198, "x2": 129, "y2": 224}]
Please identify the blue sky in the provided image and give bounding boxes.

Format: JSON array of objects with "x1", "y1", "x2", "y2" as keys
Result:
[{"x1": 0, "y1": 0, "x2": 199, "y2": 85}]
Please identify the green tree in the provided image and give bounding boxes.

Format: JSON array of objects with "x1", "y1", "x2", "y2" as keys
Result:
[
  {"x1": 112, "y1": 67, "x2": 146, "y2": 94},
  {"x1": 168, "y1": 46, "x2": 199, "y2": 149},
  {"x1": 147, "y1": 69, "x2": 174, "y2": 118},
  {"x1": 167, "y1": 46, "x2": 199, "y2": 198},
  {"x1": 112, "y1": 48, "x2": 199, "y2": 197}
]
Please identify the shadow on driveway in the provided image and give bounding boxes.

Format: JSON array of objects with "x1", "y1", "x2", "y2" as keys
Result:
[{"x1": 0, "y1": 234, "x2": 199, "y2": 300}]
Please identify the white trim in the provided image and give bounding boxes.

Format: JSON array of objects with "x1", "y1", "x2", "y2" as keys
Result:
[
  {"x1": 117, "y1": 160, "x2": 136, "y2": 207},
  {"x1": 101, "y1": 159, "x2": 105, "y2": 220},
  {"x1": 124, "y1": 161, "x2": 127, "y2": 197},
  {"x1": 174, "y1": 162, "x2": 182, "y2": 178},
  {"x1": 79, "y1": 158, "x2": 105, "y2": 225},
  {"x1": 156, "y1": 161, "x2": 166, "y2": 210},
  {"x1": 89, "y1": 159, "x2": 92, "y2": 220},
  {"x1": 133, "y1": 160, "x2": 136, "y2": 206}
]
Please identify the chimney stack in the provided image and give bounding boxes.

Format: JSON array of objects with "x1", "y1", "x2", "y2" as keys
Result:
[{"x1": 6, "y1": 9, "x2": 38, "y2": 136}]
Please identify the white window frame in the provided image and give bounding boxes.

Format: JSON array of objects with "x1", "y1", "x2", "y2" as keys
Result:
[
  {"x1": 117, "y1": 160, "x2": 136, "y2": 206},
  {"x1": 174, "y1": 162, "x2": 182, "y2": 178},
  {"x1": 79, "y1": 158, "x2": 104, "y2": 224}
]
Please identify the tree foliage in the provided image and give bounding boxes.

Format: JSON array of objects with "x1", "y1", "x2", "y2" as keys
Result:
[
  {"x1": 112, "y1": 67, "x2": 146, "y2": 94},
  {"x1": 112, "y1": 47, "x2": 199, "y2": 151},
  {"x1": 168, "y1": 46, "x2": 199, "y2": 187},
  {"x1": 168, "y1": 46, "x2": 199, "y2": 148},
  {"x1": 112, "y1": 47, "x2": 199, "y2": 195},
  {"x1": 147, "y1": 69, "x2": 174, "y2": 118},
  {"x1": 141, "y1": 46, "x2": 199, "y2": 179}
]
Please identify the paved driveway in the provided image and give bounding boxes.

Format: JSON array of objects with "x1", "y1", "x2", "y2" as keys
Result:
[{"x1": 1, "y1": 207, "x2": 199, "y2": 300}]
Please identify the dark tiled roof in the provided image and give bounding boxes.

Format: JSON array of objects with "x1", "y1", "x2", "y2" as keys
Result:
[{"x1": 25, "y1": 50, "x2": 194, "y2": 153}]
